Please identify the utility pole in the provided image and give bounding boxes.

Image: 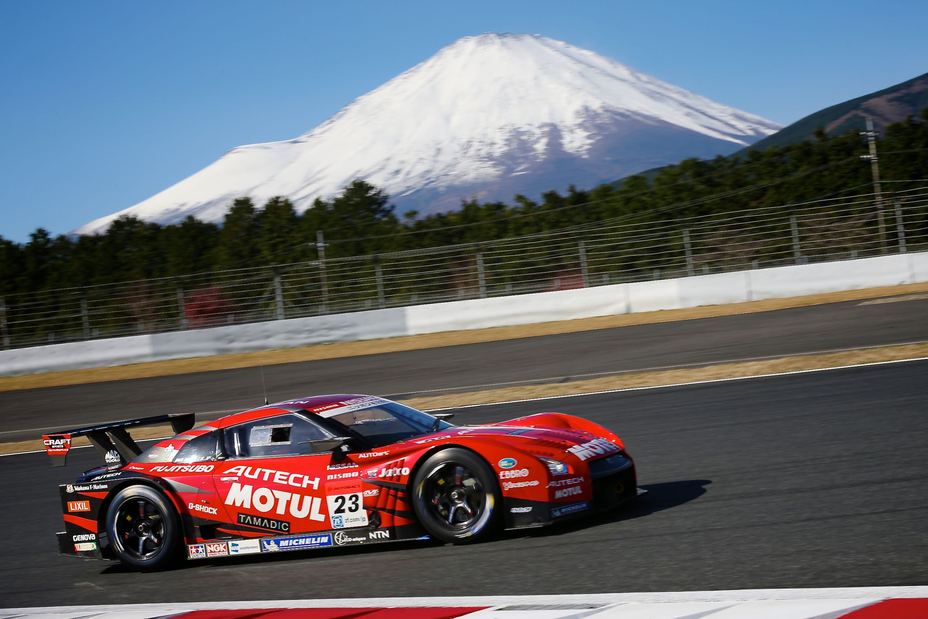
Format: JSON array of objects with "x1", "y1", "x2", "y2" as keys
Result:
[{"x1": 860, "y1": 116, "x2": 886, "y2": 252}]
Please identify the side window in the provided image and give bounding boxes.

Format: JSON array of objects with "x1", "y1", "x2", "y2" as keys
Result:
[{"x1": 225, "y1": 414, "x2": 332, "y2": 458}]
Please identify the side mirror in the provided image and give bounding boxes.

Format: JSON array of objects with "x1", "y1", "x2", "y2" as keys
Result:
[{"x1": 433, "y1": 413, "x2": 454, "y2": 421}]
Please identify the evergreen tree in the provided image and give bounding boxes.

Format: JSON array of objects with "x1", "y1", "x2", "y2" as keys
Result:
[
  {"x1": 215, "y1": 198, "x2": 258, "y2": 270},
  {"x1": 255, "y1": 197, "x2": 300, "y2": 265}
]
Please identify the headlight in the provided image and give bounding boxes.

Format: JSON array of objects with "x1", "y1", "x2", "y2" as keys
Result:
[{"x1": 537, "y1": 456, "x2": 571, "y2": 476}]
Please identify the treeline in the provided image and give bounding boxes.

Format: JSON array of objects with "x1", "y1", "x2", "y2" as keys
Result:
[{"x1": 2, "y1": 108, "x2": 928, "y2": 298}]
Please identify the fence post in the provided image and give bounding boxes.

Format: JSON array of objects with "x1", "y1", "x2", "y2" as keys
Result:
[
  {"x1": 894, "y1": 200, "x2": 907, "y2": 253},
  {"x1": 475, "y1": 245, "x2": 487, "y2": 298},
  {"x1": 790, "y1": 215, "x2": 802, "y2": 264},
  {"x1": 80, "y1": 294, "x2": 90, "y2": 340},
  {"x1": 176, "y1": 288, "x2": 187, "y2": 329},
  {"x1": 682, "y1": 229, "x2": 695, "y2": 276},
  {"x1": 0, "y1": 297, "x2": 9, "y2": 349},
  {"x1": 273, "y1": 272, "x2": 285, "y2": 320},
  {"x1": 373, "y1": 255, "x2": 385, "y2": 309},
  {"x1": 316, "y1": 230, "x2": 329, "y2": 314},
  {"x1": 578, "y1": 240, "x2": 590, "y2": 287}
]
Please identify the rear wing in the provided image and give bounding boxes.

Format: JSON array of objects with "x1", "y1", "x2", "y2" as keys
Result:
[{"x1": 41, "y1": 413, "x2": 195, "y2": 467}]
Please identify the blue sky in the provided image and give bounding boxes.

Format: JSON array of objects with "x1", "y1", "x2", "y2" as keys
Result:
[{"x1": 2, "y1": 0, "x2": 927, "y2": 243}]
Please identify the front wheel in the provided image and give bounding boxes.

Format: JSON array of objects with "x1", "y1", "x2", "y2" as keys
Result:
[
  {"x1": 411, "y1": 448, "x2": 501, "y2": 544},
  {"x1": 105, "y1": 485, "x2": 180, "y2": 570}
]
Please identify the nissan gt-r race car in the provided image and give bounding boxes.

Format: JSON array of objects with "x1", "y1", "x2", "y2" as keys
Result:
[{"x1": 43, "y1": 394, "x2": 638, "y2": 569}]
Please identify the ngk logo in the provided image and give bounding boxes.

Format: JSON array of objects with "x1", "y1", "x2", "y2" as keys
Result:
[{"x1": 224, "y1": 483, "x2": 325, "y2": 521}]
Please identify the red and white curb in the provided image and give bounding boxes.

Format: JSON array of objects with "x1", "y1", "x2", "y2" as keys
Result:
[{"x1": 4, "y1": 587, "x2": 928, "y2": 618}]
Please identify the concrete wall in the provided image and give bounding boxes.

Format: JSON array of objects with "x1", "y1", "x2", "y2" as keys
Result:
[{"x1": 3, "y1": 251, "x2": 926, "y2": 376}]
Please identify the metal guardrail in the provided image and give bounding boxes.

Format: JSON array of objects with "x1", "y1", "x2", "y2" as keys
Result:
[{"x1": 2, "y1": 185, "x2": 927, "y2": 350}]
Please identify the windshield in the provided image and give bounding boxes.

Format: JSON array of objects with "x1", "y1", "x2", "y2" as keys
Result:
[{"x1": 325, "y1": 401, "x2": 452, "y2": 448}]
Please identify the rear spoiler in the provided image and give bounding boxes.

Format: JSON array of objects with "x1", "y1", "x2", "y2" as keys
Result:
[{"x1": 41, "y1": 413, "x2": 196, "y2": 467}]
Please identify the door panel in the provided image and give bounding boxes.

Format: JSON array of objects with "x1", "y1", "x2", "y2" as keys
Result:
[{"x1": 213, "y1": 455, "x2": 332, "y2": 535}]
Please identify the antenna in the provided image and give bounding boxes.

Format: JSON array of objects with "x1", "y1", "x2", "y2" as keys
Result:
[{"x1": 259, "y1": 366, "x2": 269, "y2": 406}]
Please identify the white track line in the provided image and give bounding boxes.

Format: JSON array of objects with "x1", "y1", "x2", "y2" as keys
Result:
[
  {"x1": 2, "y1": 355, "x2": 926, "y2": 459},
  {"x1": 425, "y1": 355, "x2": 928, "y2": 411}
]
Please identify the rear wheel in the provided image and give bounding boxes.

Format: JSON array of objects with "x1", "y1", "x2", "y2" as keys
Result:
[
  {"x1": 411, "y1": 448, "x2": 501, "y2": 544},
  {"x1": 105, "y1": 485, "x2": 180, "y2": 570}
]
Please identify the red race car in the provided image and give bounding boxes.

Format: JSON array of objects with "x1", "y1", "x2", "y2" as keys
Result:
[{"x1": 43, "y1": 394, "x2": 638, "y2": 569}]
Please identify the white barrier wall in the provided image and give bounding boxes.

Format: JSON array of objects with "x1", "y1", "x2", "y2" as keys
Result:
[{"x1": 2, "y1": 251, "x2": 927, "y2": 376}]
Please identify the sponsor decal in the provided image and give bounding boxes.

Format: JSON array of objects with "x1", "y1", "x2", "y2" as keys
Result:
[
  {"x1": 187, "y1": 543, "x2": 207, "y2": 559},
  {"x1": 372, "y1": 466, "x2": 410, "y2": 478},
  {"x1": 326, "y1": 462, "x2": 358, "y2": 470},
  {"x1": 368, "y1": 529, "x2": 390, "y2": 540},
  {"x1": 333, "y1": 531, "x2": 367, "y2": 545},
  {"x1": 228, "y1": 539, "x2": 262, "y2": 555},
  {"x1": 104, "y1": 450, "x2": 122, "y2": 465},
  {"x1": 547, "y1": 476, "x2": 585, "y2": 488},
  {"x1": 498, "y1": 457, "x2": 518, "y2": 469},
  {"x1": 357, "y1": 451, "x2": 390, "y2": 459},
  {"x1": 72, "y1": 483, "x2": 107, "y2": 492},
  {"x1": 503, "y1": 480, "x2": 540, "y2": 490},
  {"x1": 550, "y1": 501, "x2": 590, "y2": 518},
  {"x1": 311, "y1": 396, "x2": 389, "y2": 418},
  {"x1": 72, "y1": 533, "x2": 96, "y2": 542},
  {"x1": 187, "y1": 502, "x2": 219, "y2": 516},
  {"x1": 567, "y1": 438, "x2": 621, "y2": 462},
  {"x1": 91, "y1": 472, "x2": 122, "y2": 481},
  {"x1": 554, "y1": 486, "x2": 583, "y2": 499},
  {"x1": 65, "y1": 485, "x2": 74, "y2": 494},
  {"x1": 225, "y1": 465, "x2": 320, "y2": 490},
  {"x1": 43, "y1": 434, "x2": 71, "y2": 456},
  {"x1": 326, "y1": 489, "x2": 369, "y2": 529},
  {"x1": 326, "y1": 471, "x2": 359, "y2": 480},
  {"x1": 510, "y1": 506, "x2": 533, "y2": 513},
  {"x1": 499, "y1": 468, "x2": 530, "y2": 479},
  {"x1": 362, "y1": 488, "x2": 380, "y2": 498},
  {"x1": 237, "y1": 513, "x2": 291, "y2": 533},
  {"x1": 151, "y1": 464, "x2": 215, "y2": 473},
  {"x1": 224, "y1": 483, "x2": 326, "y2": 522},
  {"x1": 413, "y1": 434, "x2": 450, "y2": 445},
  {"x1": 67, "y1": 500, "x2": 91, "y2": 513},
  {"x1": 205, "y1": 541, "x2": 228, "y2": 557},
  {"x1": 74, "y1": 542, "x2": 96, "y2": 552},
  {"x1": 261, "y1": 533, "x2": 332, "y2": 552}
]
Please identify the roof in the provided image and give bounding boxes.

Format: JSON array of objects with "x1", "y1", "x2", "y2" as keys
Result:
[{"x1": 205, "y1": 394, "x2": 378, "y2": 429}]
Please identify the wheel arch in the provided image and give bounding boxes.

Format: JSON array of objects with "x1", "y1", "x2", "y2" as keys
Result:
[
  {"x1": 405, "y1": 444, "x2": 498, "y2": 498},
  {"x1": 96, "y1": 478, "x2": 186, "y2": 552}
]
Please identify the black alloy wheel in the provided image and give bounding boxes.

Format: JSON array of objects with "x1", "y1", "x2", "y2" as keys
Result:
[
  {"x1": 105, "y1": 485, "x2": 180, "y2": 570},
  {"x1": 411, "y1": 448, "x2": 501, "y2": 544}
]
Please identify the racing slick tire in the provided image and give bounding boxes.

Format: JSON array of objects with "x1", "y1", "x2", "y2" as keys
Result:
[
  {"x1": 411, "y1": 448, "x2": 502, "y2": 544},
  {"x1": 105, "y1": 485, "x2": 181, "y2": 570}
]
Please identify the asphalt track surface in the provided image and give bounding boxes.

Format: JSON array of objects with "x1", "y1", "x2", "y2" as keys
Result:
[
  {"x1": 2, "y1": 360, "x2": 926, "y2": 607},
  {"x1": 2, "y1": 295, "x2": 928, "y2": 441}
]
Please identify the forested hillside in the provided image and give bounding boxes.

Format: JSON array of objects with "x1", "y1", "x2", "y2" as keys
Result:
[{"x1": 2, "y1": 108, "x2": 927, "y2": 298}]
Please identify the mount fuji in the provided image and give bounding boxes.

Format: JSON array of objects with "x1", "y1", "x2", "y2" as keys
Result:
[{"x1": 77, "y1": 33, "x2": 780, "y2": 234}]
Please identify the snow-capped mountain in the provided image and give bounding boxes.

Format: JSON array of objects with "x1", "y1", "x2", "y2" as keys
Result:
[{"x1": 77, "y1": 33, "x2": 780, "y2": 234}]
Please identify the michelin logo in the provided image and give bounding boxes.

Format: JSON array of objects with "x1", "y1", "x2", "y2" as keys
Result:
[{"x1": 261, "y1": 534, "x2": 332, "y2": 552}]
